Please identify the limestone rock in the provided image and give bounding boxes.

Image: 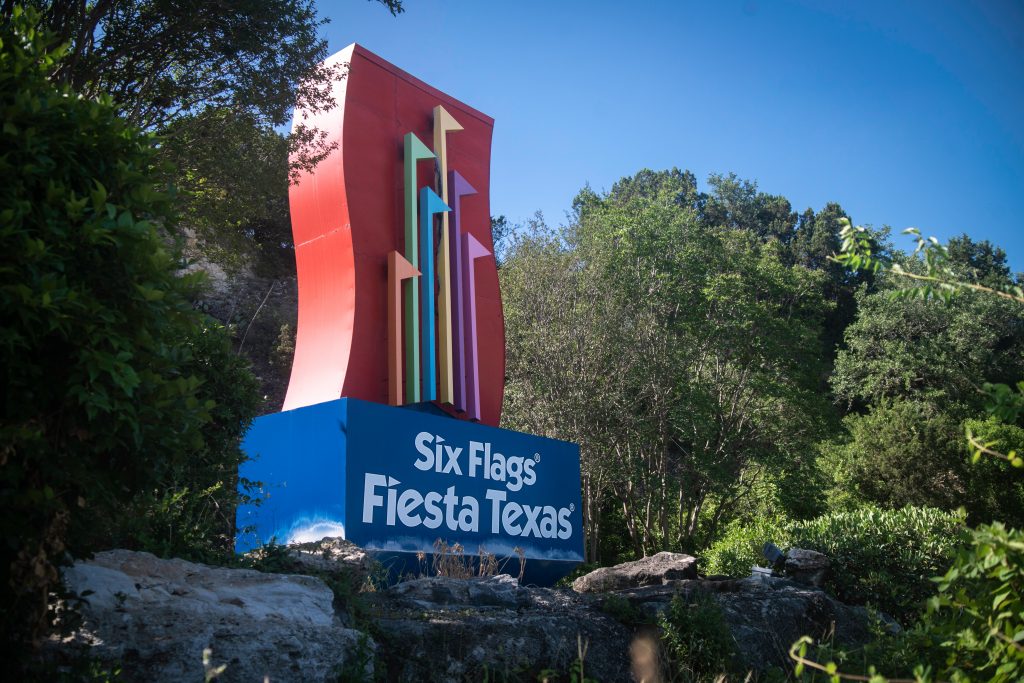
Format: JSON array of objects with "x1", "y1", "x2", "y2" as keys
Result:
[
  {"x1": 717, "y1": 577, "x2": 869, "y2": 669},
  {"x1": 572, "y1": 551, "x2": 698, "y2": 593},
  {"x1": 784, "y1": 548, "x2": 831, "y2": 587},
  {"x1": 51, "y1": 550, "x2": 373, "y2": 682},
  {"x1": 275, "y1": 536, "x2": 373, "y2": 593},
  {"x1": 368, "y1": 575, "x2": 633, "y2": 682},
  {"x1": 614, "y1": 576, "x2": 873, "y2": 671},
  {"x1": 47, "y1": 548, "x2": 875, "y2": 680}
]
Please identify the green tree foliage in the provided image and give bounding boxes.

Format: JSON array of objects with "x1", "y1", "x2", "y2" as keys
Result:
[
  {"x1": 820, "y1": 405, "x2": 1024, "y2": 528},
  {"x1": 946, "y1": 234, "x2": 1016, "y2": 287},
  {"x1": 701, "y1": 172, "x2": 797, "y2": 242},
  {"x1": 820, "y1": 400, "x2": 967, "y2": 512},
  {"x1": 158, "y1": 109, "x2": 293, "y2": 273},
  {"x1": 5, "y1": 0, "x2": 401, "y2": 131},
  {"x1": 826, "y1": 250, "x2": 1024, "y2": 531},
  {"x1": 0, "y1": 0, "x2": 401, "y2": 271},
  {"x1": 792, "y1": 223, "x2": 1024, "y2": 683},
  {"x1": 501, "y1": 170, "x2": 833, "y2": 560},
  {"x1": 0, "y1": 8, "x2": 258, "y2": 654},
  {"x1": 960, "y1": 417, "x2": 1024, "y2": 528},
  {"x1": 832, "y1": 284, "x2": 1024, "y2": 414}
]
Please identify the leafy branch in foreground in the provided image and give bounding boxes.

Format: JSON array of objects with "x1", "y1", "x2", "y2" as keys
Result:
[
  {"x1": 835, "y1": 219, "x2": 1024, "y2": 306},
  {"x1": 791, "y1": 222, "x2": 1024, "y2": 682},
  {"x1": 966, "y1": 429, "x2": 1024, "y2": 468},
  {"x1": 790, "y1": 636, "x2": 935, "y2": 683}
]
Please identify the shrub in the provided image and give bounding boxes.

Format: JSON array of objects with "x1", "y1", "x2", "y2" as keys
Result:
[
  {"x1": 701, "y1": 516, "x2": 789, "y2": 577},
  {"x1": 960, "y1": 416, "x2": 1024, "y2": 528},
  {"x1": 658, "y1": 592, "x2": 736, "y2": 682},
  {"x1": 0, "y1": 6, "x2": 258, "y2": 656},
  {"x1": 822, "y1": 400, "x2": 968, "y2": 512},
  {"x1": 789, "y1": 506, "x2": 968, "y2": 625},
  {"x1": 703, "y1": 507, "x2": 967, "y2": 625}
]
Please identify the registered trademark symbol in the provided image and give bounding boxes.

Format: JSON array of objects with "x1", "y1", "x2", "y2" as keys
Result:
[
  {"x1": 569, "y1": 504, "x2": 575, "y2": 512},
  {"x1": 533, "y1": 453, "x2": 540, "y2": 462}
]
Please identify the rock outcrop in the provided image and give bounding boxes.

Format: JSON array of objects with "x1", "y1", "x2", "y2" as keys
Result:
[
  {"x1": 49, "y1": 545, "x2": 876, "y2": 681},
  {"x1": 612, "y1": 577, "x2": 872, "y2": 671},
  {"x1": 52, "y1": 550, "x2": 372, "y2": 682},
  {"x1": 369, "y1": 574, "x2": 632, "y2": 681},
  {"x1": 783, "y1": 548, "x2": 831, "y2": 588},
  {"x1": 571, "y1": 551, "x2": 699, "y2": 593}
]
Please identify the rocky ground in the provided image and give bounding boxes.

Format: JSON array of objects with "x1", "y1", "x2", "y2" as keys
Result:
[{"x1": 47, "y1": 540, "x2": 876, "y2": 682}]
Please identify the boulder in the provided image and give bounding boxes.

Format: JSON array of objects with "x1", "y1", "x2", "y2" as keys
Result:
[
  {"x1": 784, "y1": 548, "x2": 831, "y2": 587},
  {"x1": 612, "y1": 576, "x2": 873, "y2": 671},
  {"x1": 262, "y1": 536, "x2": 374, "y2": 598},
  {"x1": 367, "y1": 575, "x2": 633, "y2": 682},
  {"x1": 572, "y1": 551, "x2": 698, "y2": 593},
  {"x1": 50, "y1": 550, "x2": 373, "y2": 682}
]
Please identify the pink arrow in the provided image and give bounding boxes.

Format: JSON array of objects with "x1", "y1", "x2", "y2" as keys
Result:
[{"x1": 461, "y1": 231, "x2": 491, "y2": 421}]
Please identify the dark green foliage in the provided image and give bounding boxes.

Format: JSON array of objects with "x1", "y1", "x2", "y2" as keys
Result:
[
  {"x1": 946, "y1": 233, "x2": 1014, "y2": 287},
  {"x1": 925, "y1": 522, "x2": 1024, "y2": 683},
  {"x1": 2, "y1": 0, "x2": 400, "y2": 258},
  {"x1": 792, "y1": 525, "x2": 1024, "y2": 682},
  {"x1": 790, "y1": 625, "x2": 942, "y2": 683},
  {"x1": 658, "y1": 592, "x2": 736, "y2": 682},
  {"x1": 159, "y1": 109, "x2": 294, "y2": 275},
  {"x1": 12, "y1": 0, "x2": 335, "y2": 130},
  {"x1": 789, "y1": 507, "x2": 968, "y2": 625},
  {"x1": 104, "y1": 324, "x2": 260, "y2": 562},
  {"x1": 600, "y1": 594, "x2": 650, "y2": 625},
  {"x1": 502, "y1": 171, "x2": 834, "y2": 559},
  {"x1": 961, "y1": 417, "x2": 1024, "y2": 527},
  {"x1": 820, "y1": 400, "x2": 968, "y2": 513},
  {"x1": 700, "y1": 172, "x2": 796, "y2": 241},
  {"x1": 832, "y1": 285, "x2": 1024, "y2": 414},
  {"x1": 0, "y1": 7, "x2": 258, "y2": 657}
]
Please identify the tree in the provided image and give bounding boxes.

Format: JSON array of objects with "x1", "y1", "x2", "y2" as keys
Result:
[
  {"x1": 819, "y1": 400, "x2": 967, "y2": 512},
  {"x1": 501, "y1": 170, "x2": 832, "y2": 559},
  {"x1": 158, "y1": 108, "x2": 294, "y2": 274},
  {"x1": 791, "y1": 221, "x2": 1024, "y2": 683},
  {"x1": 946, "y1": 233, "x2": 1015, "y2": 287},
  {"x1": 832, "y1": 279, "x2": 1024, "y2": 416},
  {"x1": 0, "y1": 9, "x2": 259, "y2": 657},
  {"x1": 1, "y1": 0, "x2": 403, "y2": 270},
  {"x1": 5, "y1": 0, "x2": 401, "y2": 131}
]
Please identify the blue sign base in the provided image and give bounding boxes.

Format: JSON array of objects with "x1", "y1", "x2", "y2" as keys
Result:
[{"x1": 236, "y1": 398, "x2": 583, "y2": 586}]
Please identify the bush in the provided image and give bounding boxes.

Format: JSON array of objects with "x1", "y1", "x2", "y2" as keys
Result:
[
  {"x1": 961, "y1": 416, "x2": 1024, "y2": 528},
  {"x1": 701, "y1": 516, "x2": 789, "y2": 577},
  {"x1": 819, "y1": 402, "x2": 1024, "y2": 526},
  {"x1": 821, "y1": 400, "x2": 968, "y2": 512},
  {"x1": 702, "y1": 507, "x2": 967, "y2": 625},
  {"x1": 0, "y1": 7, "x2": 258, "y2": 656},
  {"x1": 790, "y1": 506, "x2": 968, "y2": 625},
  {"x1": 658, "y1": 592, "x2": 736, "y2": 682}
]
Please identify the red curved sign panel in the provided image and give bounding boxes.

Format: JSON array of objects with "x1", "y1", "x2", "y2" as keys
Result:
[{"x1": 283, "y1": 44, "x2": 505, "y2": 427}]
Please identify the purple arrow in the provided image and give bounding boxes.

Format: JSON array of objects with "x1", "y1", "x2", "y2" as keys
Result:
[
  {"x1": 461, "y1": 231, "x2": 490, "y2": 421},
  {"x1": 449, "y1": 170, "x2": 477, "y2": 412}
]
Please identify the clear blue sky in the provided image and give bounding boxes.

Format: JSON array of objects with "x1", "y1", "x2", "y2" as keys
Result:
[{"x1": 316, "y1": 0, "x2": 1024, "y2": 271}]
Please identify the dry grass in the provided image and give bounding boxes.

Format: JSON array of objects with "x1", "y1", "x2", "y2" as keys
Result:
[{"x1": 422, "y1": 539, "x2": 527, "y2": 581}]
